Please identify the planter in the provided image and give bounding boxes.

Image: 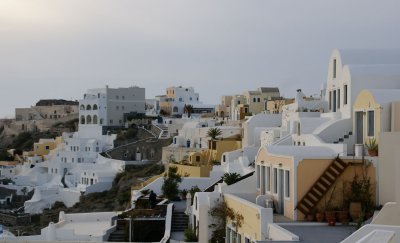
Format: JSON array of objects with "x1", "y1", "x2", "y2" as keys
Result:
[
  {"x1": 349, "y1": 202, "x2": 362, "y2": 222},
  {"x1": 368, "y1": 149, "x2": 378, "y2": 157},
  {"x1": 325, "y1": 211, "x2": 336, "y2": 225},
  {"x1": 306, "y1": 214, "x2": 315, "y2": 222},
  {"x1": 316, "y1": 212, "x2": 324, "y2": 222},
  {"x1": 337, "y1": 211, "x2": 349, "y2": 225}
]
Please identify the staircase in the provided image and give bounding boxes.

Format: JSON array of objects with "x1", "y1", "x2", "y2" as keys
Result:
[
  {"x1": 108, "y1": 229, "x2": 127, "y2": 242},
  {"x1": 171, "y1": 212, "x2": 189, "y2": 232},
  {"x1": 157, "y1": 124, "x2": 169, "y2": 139},
  {"x1": 296, "y1": 156, "x2": 349, "y2": 216},
  {"x1": 108, "y1": 220, "x2": 128, "y2": 242}
]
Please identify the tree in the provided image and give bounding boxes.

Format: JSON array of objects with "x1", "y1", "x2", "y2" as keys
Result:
[
  {"x1": 207, "y1": 127, "x2": 222, "y2": 140},
  {"x1": 209, "y1": 200, "x2": 243, "y2": 243},
  {"x1": 161, "y1": 166, "x2": 182, "y2": 200},
  {"x1": 184, "y1": 104, "x2": 194, "y2": 118},
  {"x1": 222, "y1": 172, "x2": 241, "y2": 185}
]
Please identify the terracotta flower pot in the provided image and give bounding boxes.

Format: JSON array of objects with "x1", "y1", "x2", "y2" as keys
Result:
[
  {"x1": 349, "y1": 202, "x2": 362, "y2": 222},
  {"x1": 316, "y1": 212, "x2": 325, "y2": 222},
  {"x1": 337, "y1": 211, "x2": 349, "y2": 225},
  {"x1": 368, "y1": 149, "x2": 378, "y2": 157},
  {"x1": 325, "y1": 211, "x2": 336, "y2": 225}
]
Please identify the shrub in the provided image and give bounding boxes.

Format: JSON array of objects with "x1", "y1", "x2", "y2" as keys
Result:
[
  {"x1": 184, "y1": 225, "x2": 198, "y2": 242},
  {"x1": 161, "y1": 166, "x2": 182, "y2": 200}
]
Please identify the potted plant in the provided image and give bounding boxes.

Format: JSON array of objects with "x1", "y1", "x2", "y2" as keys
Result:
[
  {"x1": 349, "y1": 174, "x2": 373, "y2": 222},
  {"x1": 365, "y1": 138, "x2": 378, "y2": 156},
  {"x1": 180, "y1": 189, "x2": 188, "y2": 200}
]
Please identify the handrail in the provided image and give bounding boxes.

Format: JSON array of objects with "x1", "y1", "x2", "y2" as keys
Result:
[{"x1": 160, "y1": 203, "x2": 174, "y2": 243}]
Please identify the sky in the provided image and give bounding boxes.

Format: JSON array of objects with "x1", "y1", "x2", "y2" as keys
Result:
[{"x1": 1, "y1": 0, "x2": 400, "y2": 118}]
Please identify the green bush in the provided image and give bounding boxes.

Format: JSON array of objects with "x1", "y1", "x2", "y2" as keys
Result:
[
  {"x1": 184, "y1": 225, "x2": 198, "y2": 242},
  {"x1": 161, "y1": 166, "x2": 182, "y2": 200}
]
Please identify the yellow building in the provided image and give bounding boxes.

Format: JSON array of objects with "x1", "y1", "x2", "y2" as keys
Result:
[
  {"x1": 173, "y1": 138, "x2": 242, "y2": 177},
  {"x1": 353, "y1": 89, "x2": 400, "y2": 145},
  {"x1": 267, "y1": 97, "x2": 295, "y2": 114},
  {"x1": 24, "y1": 137, "x2": 62, "y2": 160},
  {"x1": 230, "y1": 87, "x2": 280, "y2": 120},
  {"x1": 215, "y1": 96, "x2": 232, "y2": 118},
  {"x1": 254, "y1": 146, "x2": 376, "y2": 220}
]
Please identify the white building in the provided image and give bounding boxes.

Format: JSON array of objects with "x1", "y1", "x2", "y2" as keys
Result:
[
  {"x1": 79, "y1": 85, "x2": 145, "y2": 130},
  {"x1": 158, "y1": 86, "x2": 214, "y2": 116}
]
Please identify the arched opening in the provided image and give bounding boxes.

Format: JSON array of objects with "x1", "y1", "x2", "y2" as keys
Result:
[
  {"x1": 80, "y1": 115, "x2": 85, "y2": 124},
  {"x1": 220, "y1": 111, "x2": 225, "y2": 117},
  {"x1": 86, "y1": 115, "x2": 92, "y2": 124},
  {"x1": 80, "y1": 105, "x2": 85, "y2": 110},
  {"x1": 93, "y1": 104, "x2": 98, "y2": 110},
  {"x1": 173, "y1": 106, "x2": 178, "y2": 113},
  {"x1": 93, "y1": 115, "x2": 98, "y2": 124},
  {"x1": 100, "y1": 118, "x2": 103, "y2": 125},
  {"x1": 86, "y1": 104, "x2": 92, "y2": 110}
]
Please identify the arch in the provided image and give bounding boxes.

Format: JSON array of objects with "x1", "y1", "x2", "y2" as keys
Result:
[
  {"x1": 86, "y1": 115, "x2": 92, "y2": 124},
  {"x1": 173, "y1": 106, "x2": 178, "y2": 113},
  {"x1": 220, "y1": 111, "x2": 225, "y2": 117},
  {"x1": 93, "y1": 115, "x2": 98, "y2": 124},
  {"x1": 86, "y1": 104, "x2": 92, "y2": 110},
  {"x1": 93, "y1": 104, "x2": 98, "y2": 110},
  {"x1": 100, "y1": 118, "x2": 103, "y2": 125},
  {"x1": 80, "y1": 105, "x2": 85, "y2": 110},
  {"x1": 80, "y1": 115, "x2": 85, "y2": 124}
]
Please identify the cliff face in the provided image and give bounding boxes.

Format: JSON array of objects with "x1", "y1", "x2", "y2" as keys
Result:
[{"x1": 35, "y1": 99, "x2": 78, "y2": 106}]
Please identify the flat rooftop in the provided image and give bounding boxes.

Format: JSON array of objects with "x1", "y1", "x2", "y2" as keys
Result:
[
  {"x1": 275, "y1": 225, "x2": 355, "y2": 243},
  {"x1": 57, "y1": 220, "x2": 112, "y2": 237}
]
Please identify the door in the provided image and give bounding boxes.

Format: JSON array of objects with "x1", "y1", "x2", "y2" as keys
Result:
[
  {"x1": 278, "y1": 169, "x2": 284, "y2": 214},
  {"x1": 355, "y1": 111, "x2": 364, "y2": 144},
  {"x1": 333, "y1": 90, "x2": 337, "y2": 112},
  {"x1": 261, "y1": 166, "x2": 265, "y2": 195}
]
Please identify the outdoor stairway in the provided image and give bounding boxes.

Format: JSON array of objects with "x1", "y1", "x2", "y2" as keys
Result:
[
  {"x1": 171, "y1": 212, "x2": 189, "y2": 232},
  {"x1": 108, "y1": 229, "x2": 127, "y2": 242},
  {"x1": 157, "y1": 124, "x2": 169, "y2": 139},
  {"x1": 295, "y1": 156, "x2": 349, "y2": 216}
]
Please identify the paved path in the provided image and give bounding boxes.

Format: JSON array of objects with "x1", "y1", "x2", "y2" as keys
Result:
[{"x1": 278, "y1": 225, "x2": 355, "y2": 243}]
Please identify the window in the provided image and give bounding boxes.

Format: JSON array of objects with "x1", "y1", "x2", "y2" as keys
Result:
[
  {"x1": 344, "y1": 85, "x2": 348, "y2": 105},
  {"x1": 329, "y1": 91, "x2": 332, "y2": 111},
  {"x1": 368, "y1": 111, "x2": 375, "y2": 136},
  {"x1": 273, "y1": 168, "x2": 278, "y2": 194},
  {"x1": 285, "y1": 170, "x2": 290, "y2": 198},
  {"x1": 253, "y1": 97, "x2": 256, "y2": 102},
  {"x1": 196, "y1": 156, "x2": 200, "y2": 162},
  {"x1": 261, "y1": 166, "x2": 266, "y2": 194},
  {"x1": 333, "y1": 58, "x2": 337, "y2": 79},
  {"x1": 116, "y1": 95, "x2": 119, "y2": 100},
  {"x1": 337, "y1": 89, "x2": 340, "y2": 109},
  {"x1": 266, "y1": 166, "x2": 271, "y2": 192},
  {"x1": 238, "y1": 101, "x2": 240, "y2": 104},
  {"x1": 256, "y1": 165, "x2": 260, "y2": 188},
  {"x1": 110, "y1": 119, "x2": 113, "y2": 124},
  {"x1": 45, "y1": 146, "x2": 50, "y2": 150},
  {"x1": 116, "y1": 106, "x2": 119, "y2": 110},
  {"x1": 223, "y1": 155, "x2": 226, "y2": 162}
]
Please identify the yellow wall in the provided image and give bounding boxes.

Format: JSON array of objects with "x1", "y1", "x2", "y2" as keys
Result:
[
  {"x1": 256, "y1": 149, "x2": 295, "y2": 220},
  {"x1": 353, "y1": 90, "x2": 382, "y2": 143},
  {"x1": 225, "y1": 195, "x2": 262, "y2": 241},
  {"x1": 267, "y1": 99, "x2": 295, "y2": 114},
  {"x1": 213, "y1": 139, "x2": 242, "y2": 162},
  {"x1": 33, "y1": 140, "x2": 57, "y2": 156},
  {"x1": 172, "y1": 164, "x2": 212, "y2": 177},
  {"x1": 297, "y1": 158, "x2": 376, "y2": 220}
]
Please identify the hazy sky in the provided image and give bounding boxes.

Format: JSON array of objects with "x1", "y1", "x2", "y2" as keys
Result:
[{"x1": 1, "y1": 0, "x2": 400, "y2": 118}]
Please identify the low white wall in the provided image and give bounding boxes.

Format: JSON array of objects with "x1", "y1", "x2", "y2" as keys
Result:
[
  {"x1": 60, "y1": 188, "x2": 81, "y2": 207},
  {"x1": 84, "y1": 181, "x2": 113, "y2": 194},
  {"x1": 268, "y1": 224, "x2": 299, "y2": 241},
  {"x1": 341, "y1": 224, "x2": 400, "y2": 243}
]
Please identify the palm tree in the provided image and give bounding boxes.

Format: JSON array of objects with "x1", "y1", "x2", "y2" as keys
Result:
[
  {"x1": 184, "y1": 104, "x2": 194, "y2": 118},
  {"x1": 207, "y1": 127, "x2": 222, "y2": 140},
  {"x1": 222, "y1": 172, "x2": 241, "y2": 185}
]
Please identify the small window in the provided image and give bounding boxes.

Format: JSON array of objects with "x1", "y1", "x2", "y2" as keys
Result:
[
  {"x1": 285, "y1": 170, "x2": 290, "y2": 198},
  {"x1": 344, "y1": 85, "x2": 348, "y2": 105},
  {"x1": 257, "y1": 98, "x2": 261, "y2": 102},
  {"x1": 266, "y1": 166, "x2": 271, "y2": 192},
  {"x1": 45, "y1": 146, "x2": 50, "y2": 150},
  {"x1": 253, "y1": 98, "x2": 256, "y2": 102},
  {"x1": 196, "y1": 156, "x2": 200, "y2": 162},
  {"x1": 368, "y1": 111, "x2": 375, "y2": 136},
  {"x1": 333, "y1": 58, "x2": 337, "y2": 79},
  {"x1": 273, "y1": 168, "x2": 278, "y2": 194}
]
